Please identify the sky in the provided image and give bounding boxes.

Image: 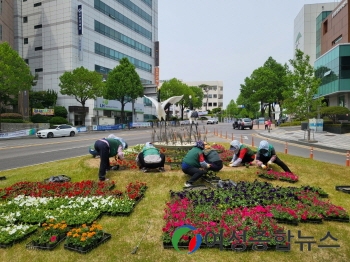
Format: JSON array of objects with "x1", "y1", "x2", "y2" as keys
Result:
[{"x1": 158, "y1": 0, "x2": 340, "y2": 108}]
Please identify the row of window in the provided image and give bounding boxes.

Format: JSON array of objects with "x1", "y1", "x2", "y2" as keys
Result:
[
  {"x1": 203, "y1": 102, "x2": 223, "y2": 107},
  {"x1": 115, "y1": 0, "x2": 152, "y2": 24},
  {"x1": 94, "y1": 0, "x2": 152, "y2": 40},
  {"x1": 204, "y1": 94, "x2": 223, "y2": 99},
  {"x1": 23, "y1": 1, "x2": 42, "y2": 7},
  {"x1": 95, "y1": 43, "x2": 152, "y2": 72},
  {"x1": 95, "y1": 64, "x2": 152, "y2": 84},
  {"x1": 95, "y1": 20, "x2": 152, "y2": 56}
]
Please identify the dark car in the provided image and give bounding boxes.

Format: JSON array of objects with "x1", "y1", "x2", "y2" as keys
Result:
[{"x1": 233, "y1": 118, "x2": 253, "y2": 130}]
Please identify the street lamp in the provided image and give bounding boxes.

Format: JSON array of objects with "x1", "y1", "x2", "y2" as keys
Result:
[{"x1": 189, "y1": 95, "x2": 193, "y2": 110}]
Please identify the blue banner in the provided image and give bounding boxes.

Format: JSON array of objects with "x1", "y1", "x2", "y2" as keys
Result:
[
  {"x1": 77, "y1": 5, "x2": 83, "y2": 35},
  {"x1": 92, "y1": 124, "x2": 123, "y2": 131}
]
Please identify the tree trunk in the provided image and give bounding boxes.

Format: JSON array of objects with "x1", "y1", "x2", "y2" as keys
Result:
[
  {"x1": 121, "y1": 103, "x2": 125, "y2": 124},
  {"x1": 81, "y1": 101, "x2": 86, "y2": 126}
]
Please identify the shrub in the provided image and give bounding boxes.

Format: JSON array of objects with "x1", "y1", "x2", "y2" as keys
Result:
[
  {"x1": 31, "y1": 114, "x2": 50, "y2": 123},
  {"x1": 0, "y1": 113, "x2": 23, "y2": 119},
  {"x1": 49, "y1": 116, "x2": 69, "y2": 125},
  {"x1": 320, "y1": 106, "x2": 350, "y2": 124},
  {"x1": 53, "y1": 106, "x2": 68, "y2": 118},
  {"x1": 0, "y1": 118, "x2": 25, "y2": 123}
]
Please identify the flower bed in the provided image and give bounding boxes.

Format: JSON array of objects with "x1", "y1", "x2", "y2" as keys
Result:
[
  {"x1": 0, "y1": 181, "x2": 147, "y2": 247},
  {"x1": 163, "y1": 181, "x2": 349, "y2": 249},
  {"x1": 0, "y1": 180, "x2": 116, "y2": 199},
  {"x1": 257, "y1": 170, "x2": 299, "y2": 183}
]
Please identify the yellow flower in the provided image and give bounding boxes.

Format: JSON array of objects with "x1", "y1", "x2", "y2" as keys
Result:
[{"x1": 80, "y1": 237, "x2": 86, "y2": 242}]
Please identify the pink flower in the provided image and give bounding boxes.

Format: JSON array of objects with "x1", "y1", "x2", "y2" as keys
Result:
[{"x1": 50, "y1": 235, "x2": 57, "y2": 242}]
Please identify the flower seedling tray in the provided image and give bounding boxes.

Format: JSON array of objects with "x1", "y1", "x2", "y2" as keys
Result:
[
  {"x1": 300, "y1": 218, "x2": 323, "y2": 224},
  {"x1": 183, "y1": 184, "x2": 208, "y2": 191},
  {"x1": 274, "y1": 218, "x2": 299, "y2": 226},
  {"x1": 163, "y1": 241, "x2": 190, "y2": 249},
  {"x1": 323, "y1": 216, "x2": 350, "y2": 223},
  {"x1": 0, "y1": 230, "x2": 37, "y2": 249},
  {"x1": 26, "y1": 236, "x2": 66, "y2": 251},
  {"x1": 64, "y1": 233, "x2": 111, "y2": 254},
  {"x1": 335, "y1": 186, "x2": 350, "y2": 194}
]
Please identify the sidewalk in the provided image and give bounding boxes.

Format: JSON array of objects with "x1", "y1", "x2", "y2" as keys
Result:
[{"x1": 257, "y1": 126, "x2": 350, "y2": 153}]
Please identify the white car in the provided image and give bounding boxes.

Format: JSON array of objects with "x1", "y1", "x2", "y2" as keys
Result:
[
  {"x1": 207, "y1": 118, "x2": 218, "y2": 124},
  {"x1": 36, "y1": 124, "x2": 78, "y2": 138}
]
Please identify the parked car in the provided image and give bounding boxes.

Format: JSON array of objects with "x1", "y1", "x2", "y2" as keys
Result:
[
  {"x1": 233, "y1": 118, "x2": 253, "y2": 130},
  {"x1": 36, "y1": 124, "x2": 77, "y2": 138},
  {"x1": 207, "y1": 118, "x2": 218, "y2": 124}
]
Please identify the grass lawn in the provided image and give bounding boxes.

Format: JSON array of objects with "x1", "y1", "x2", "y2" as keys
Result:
[{"x1": 0, "y1": 142, "x2": 349, "y2": 262}]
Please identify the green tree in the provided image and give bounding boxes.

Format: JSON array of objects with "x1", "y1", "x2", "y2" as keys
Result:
[
  {"x1": 225, "y1": 99, "x2": 238, "y2": 118},
  {"x1": 320, "y1": 106, "x2": 350, "y2": 124},
  {"x1": 189, "y1": 86, "x2": 204, "y2": 109},
  {"x1": 104, "y1": 58, "x2": 143, "y2": 123},
  {"x1": 59, "y1": 67, "x2": 103, "y2": 125},
  {"x1": 240, "y1": 57, "x2": 289, "y2": 118},
  {"x1": 0, "y1": 42, "x2": 34, "y2": 128},
  {"x1": 30, "y1": 90, "x2": 58, "y2": 109},
  {"x1": 160, "y1": 78, "x2": 186, "y2": 119},
  {"x1": 236, "y1": 94, "x2": 260, "y2": 119},
  {"x1": 283, "y1": 49, "x2": 322, "y2": 120}
]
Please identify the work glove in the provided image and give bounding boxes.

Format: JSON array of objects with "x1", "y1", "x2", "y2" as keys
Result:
[
  {"x1": 261, "y1": 164, "x2": 267, "y2": 170},
  {"x1": 267, "y1": 161, "x2": 272, "y2": 166},
  {"x1": 229, "y1": 163, "x2": 234, "y2": 167},
  {"x1": 207, "y1": 164, "x2": 211, "y2": 168}
]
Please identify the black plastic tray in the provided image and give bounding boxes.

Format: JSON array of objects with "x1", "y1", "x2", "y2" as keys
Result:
[
  {"x1": 26, "y1": 236, "x2": 66, "y2": 251},
  {"x1": 64, "y1": 233, "x2": 111, "y2": 254}
]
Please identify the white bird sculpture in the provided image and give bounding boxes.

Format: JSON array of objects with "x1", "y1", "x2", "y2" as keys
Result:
[{"x1": 144, "y1": 95, "x2": 184, "y2": 121}]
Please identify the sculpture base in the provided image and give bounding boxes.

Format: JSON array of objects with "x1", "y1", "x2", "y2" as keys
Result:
[{"x1": 153, "y1": 142, "x2": 195, "y2": 150}]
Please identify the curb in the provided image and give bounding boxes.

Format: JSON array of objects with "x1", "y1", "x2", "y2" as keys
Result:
[{"x1": 258, "y1": 133, "x2": 348, "y2": 154}]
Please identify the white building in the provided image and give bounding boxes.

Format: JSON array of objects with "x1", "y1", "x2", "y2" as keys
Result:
[
  {"x1": 13, "y1": 0, "x2": 158, "y2": 126},
  {"x1": 184, "y1": 81, "x2": 224, "y2": 112},
  {"x1": 294, "y1": 2, "x2": 339, "y2": 65}
]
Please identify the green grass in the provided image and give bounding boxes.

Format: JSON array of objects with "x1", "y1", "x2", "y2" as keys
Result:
[{"x1": 0, "y1": 146, "x2": 350, "y2": 262}]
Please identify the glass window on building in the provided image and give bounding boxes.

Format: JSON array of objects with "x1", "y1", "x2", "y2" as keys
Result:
[
  {"x1": 340, "y1": 56, "x2": 350, "y2": 79},
  {"x1": 103, "y1": 110, "x2": 112, "y2": 117},
  {"x1": 208, "y1": 94, "x2": 212, "y2": 98},
  {"x1": 208, "y1": 103, "x2": 212, "y2": 107},
  {"x1": 23, "y1": 17, "x2": 28, "y2": 23},
  {"x1": 24, "y1": 38, "x2": 28, "y2": 44},
  {"x1": 219, "y1": 86, "x2": 223, "y2": 91},
  {"x1": 203, "y1": 103, "x2": 206, "y2": 107},
  {"x1": 213, "y1": 94, "x2": 217, "y2": 98},
  {"x1": 338, "y1": 95, "x2": 345, "y2": 107},
  {"x1": 213, "y1": 103, "x2": 217, "y2": 107}
]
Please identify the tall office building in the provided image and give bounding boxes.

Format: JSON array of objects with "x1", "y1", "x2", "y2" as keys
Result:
[
  {"x1": 294, "y1": 2, "x2": 339, "y2": 66},
  {"x1": 11, "y1": 0, "x2": 158, "y2": 125},
  {"x1": 0, "y1": 0, "x2": 15, "y2": 47}
]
